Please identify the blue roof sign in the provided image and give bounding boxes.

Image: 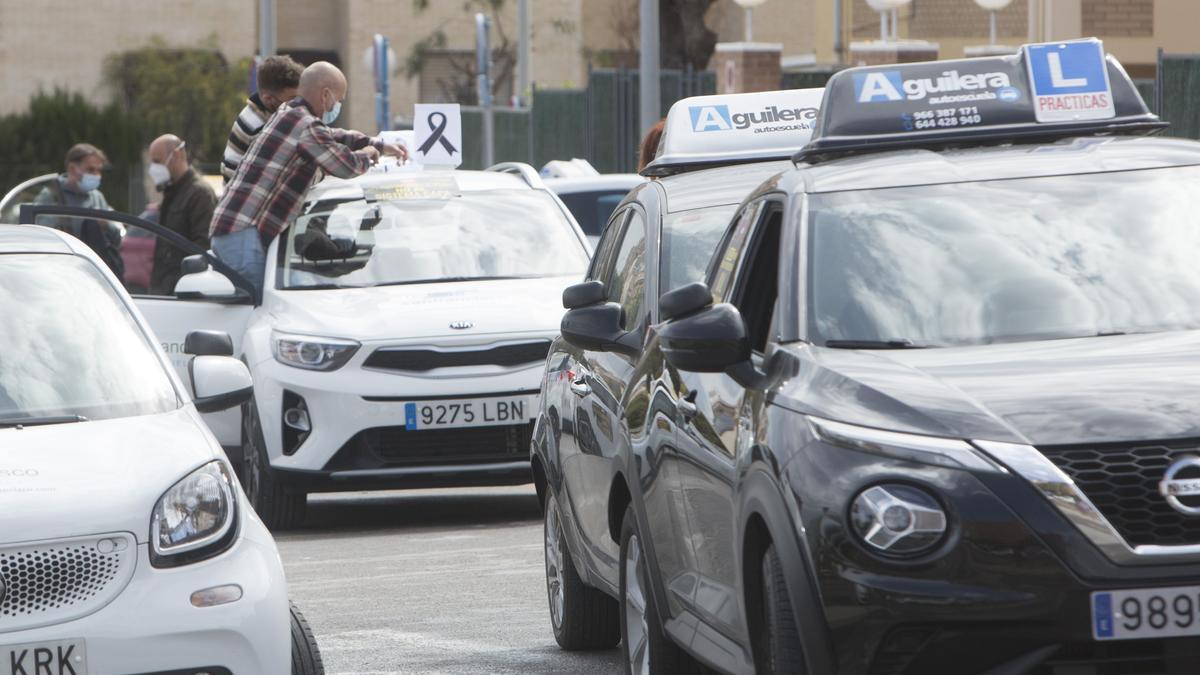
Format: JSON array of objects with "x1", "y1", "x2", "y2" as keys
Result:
[
  {"x1": 1024, "y1": 39, "x2": 1115, "y2": 122},
  {"x1": 798, "y1": 39, "x2": 1162, "y2": 163},
  {"x1": 643, "y1": 88, "x2": 824, "y2": 176}
]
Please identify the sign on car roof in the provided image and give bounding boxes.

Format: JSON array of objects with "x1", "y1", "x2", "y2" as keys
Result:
[
  {"x1": 642, "y1": 88, "x2": 824, "y2": 177},
  {"x1": 798, "y1": 39, "x2": 1162, "y2": 163}
]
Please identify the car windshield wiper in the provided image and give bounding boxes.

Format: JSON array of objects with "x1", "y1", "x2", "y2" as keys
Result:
[
  {"x1": 823, "y1": 339, "x2": 929, "y2": 350},
  {"x1": 0, "y1": 415, "x2": 88, "y2": 428}
]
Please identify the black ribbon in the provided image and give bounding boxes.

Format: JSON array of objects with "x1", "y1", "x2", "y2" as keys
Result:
[{"x1": 417, "y1": 112, "x2": 458, "y2": 156}]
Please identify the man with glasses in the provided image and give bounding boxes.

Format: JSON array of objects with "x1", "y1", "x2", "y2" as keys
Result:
[{"x1": 147, "y1": 134, "x2": 216, "y2": 295}]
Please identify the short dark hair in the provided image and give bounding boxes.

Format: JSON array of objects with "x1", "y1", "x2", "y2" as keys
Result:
[
  {"x1": 64, "y1": 143, "x2": 108, "y2": 168},
  {"x1": 258, "y1": 55, "x2": 303, "y2": 95}
]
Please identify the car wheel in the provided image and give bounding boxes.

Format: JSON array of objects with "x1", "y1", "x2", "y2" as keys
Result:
[
  {"x1": 754, "y1": 543, "x2": 807, "y2": 674},
  {"x1": 619, "y1": 505, "x2": 700, "y2": 675},
  {"x1": 290, "y1": 601, "x2": 325, "y2": 675},
  {"x1": 243, "y1": 397, "x2": 307, "y2": 530},
  {"x1": 544, "y1": 493, "x2": 619, "y2": 650}
]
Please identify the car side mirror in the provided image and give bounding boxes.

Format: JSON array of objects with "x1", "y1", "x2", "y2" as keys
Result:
[
  {"x1": 659, "y1": 282, "x2": 713, "y2": 321},
  {"x1": 184, "y1": 330, "x2": 234, "y2": 357},
  {"x1": 563, "y1": 280, "x2": 606, "y2": 309},
  {"x1": 175, "y1": 254, "x2": 245, "y2": 302},
  {"x1": 188, "y1": 355, "x2": 253, "y2": 413}
]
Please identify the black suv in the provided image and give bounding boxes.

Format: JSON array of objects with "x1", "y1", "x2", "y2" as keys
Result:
[{"x1": 533, "y1": 41, "x2": 1200, "y2": 674}]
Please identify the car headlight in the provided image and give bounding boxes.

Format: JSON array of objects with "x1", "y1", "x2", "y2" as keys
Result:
[
  {"x1": 150, "y1": 461, "x2": 237, "y2": 568},
  {"x1": 806, "y1": 416, "x2": 1005, "y2": 473},
  {"x1": 273, "y1": 332, "x2": 359, "y2": 371}
]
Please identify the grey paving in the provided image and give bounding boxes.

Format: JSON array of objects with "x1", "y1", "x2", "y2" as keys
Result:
[{"x1": 276, "y1": 486, "x2": 624, "y2": 675}]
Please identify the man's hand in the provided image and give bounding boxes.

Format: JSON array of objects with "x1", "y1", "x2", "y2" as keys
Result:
[
  {"x1": 362, "y1": 145, "x2": 381, "y2": 163},
  {"x1": 381, "y1": 143, "x2": 409, "y2": 163}
]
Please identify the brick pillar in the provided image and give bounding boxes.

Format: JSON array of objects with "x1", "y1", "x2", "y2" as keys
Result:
[
  {"x1": 848, "y1": 40, "x2": 939, "y2": 67},
  {"x1": 713, "y1": 42, "x2": 783, "y2": 94}
]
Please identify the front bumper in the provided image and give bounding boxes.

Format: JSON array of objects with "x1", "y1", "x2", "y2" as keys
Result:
[
  {"x1": 250, "y1": 353, "x2": 542, "y2": 490},
  {"x1": 0, "y1": 519, "x2": 289, "y2": 675},
  {"x1": 782, "y1": 423, "x2": 1200, "y2": 675}
]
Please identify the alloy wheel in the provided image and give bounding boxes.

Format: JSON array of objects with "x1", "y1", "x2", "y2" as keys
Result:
[
  {"x1": 544, "y1": 498, "x2": 566, "y2": 628},
  {"x1": 623, "y1": 533, "x2": 650, "y2": 675}
]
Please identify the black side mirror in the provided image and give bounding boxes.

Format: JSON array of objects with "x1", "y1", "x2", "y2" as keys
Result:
[
  {"x1": 660, "y1": 282, "x2": 713, "y2": 321},
  {"x1": 561, "y1": 302, "x2": 627, "y2": 350},
  {"x1": 660, "y1": 302, "x2": 752, "y2": 374},
  {"x1": 184, "y1": 330, "x2": 234, "y2": 356},
  {"x1": 563, "y1": 280, "x2": 606, "y2": 309},
  {"x1": 181, "y1": 254, "x2": 210, "y2": 276}
]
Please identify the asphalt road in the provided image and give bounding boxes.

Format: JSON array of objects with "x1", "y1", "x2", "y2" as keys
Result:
[{"x1": 275, "y1": 486, "x2": 625, "y2": 675}]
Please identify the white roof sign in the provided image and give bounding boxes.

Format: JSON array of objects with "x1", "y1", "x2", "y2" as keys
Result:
[{"x1": 644, "y1": 88, "x2": 824, "y2": 176}]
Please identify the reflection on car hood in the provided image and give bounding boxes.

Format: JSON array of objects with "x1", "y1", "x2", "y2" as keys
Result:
[
  {"x1": 0, "y1": 408, "x2": 222, "y2": 544},
  {"x1": 268, "y1": 276, "x2": 576, "y2": 342},
  {"x1": 778, "y1": 331, "x2": 1200, "y2": 447}
]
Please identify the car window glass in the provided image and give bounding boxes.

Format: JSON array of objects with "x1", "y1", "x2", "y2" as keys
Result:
[
  {"x1": 281, "y1": 189, "x2": 589, "y2": 289},
  {"x1": 659, "y1": 203, "x2": 739, "y2": 295},
  {"x1": 710, "y1": 201, "x2": 763, "y2": 300},
  {"x1": 730, "y1": 203, "x2": 783, "y2": 352},
  {"x1": 0, "y1": 254, "x2": 178, "y2": 421},
  {"x1": 120, "y1": 225, "x2": 202, "y2": 298},
  {"x1": 559, "y1": 190, "x2": 632, "y2": 238},
  {"x1": 606, "y1": 210, "x2": 648, "y2": 333},
  {"x1": 589, "y1": 209, "x2": 629, "y2": 283}
]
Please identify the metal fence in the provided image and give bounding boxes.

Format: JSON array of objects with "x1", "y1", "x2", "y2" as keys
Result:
[
  {"x1": 1155, "y1": 51, "x2": 1200, "y2": 139},
  {"x1": 460, "y1": 67, "x2": 715, "y2": 172}
]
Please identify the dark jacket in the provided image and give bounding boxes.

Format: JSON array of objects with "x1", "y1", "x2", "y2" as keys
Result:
[{"x1": 152, "y1": 168, "x2": 217, "y2": 295}]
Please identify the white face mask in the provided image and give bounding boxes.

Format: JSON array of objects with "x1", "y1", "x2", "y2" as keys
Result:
[{"x1": 148, "y1": 162, "x2": 171, "y2": 187}]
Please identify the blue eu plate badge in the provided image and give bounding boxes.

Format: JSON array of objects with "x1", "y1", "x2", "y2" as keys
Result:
[
  {"x1": 404, "y1": 402, "x2": 418, "y2": 431},
  {"x1": 1024, "y1": 39, "x2": 1115, "y2": 123}
]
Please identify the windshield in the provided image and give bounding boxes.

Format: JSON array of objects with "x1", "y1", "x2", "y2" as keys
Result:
[
  {"x1": 0, "y1": 254, "x2": 178, "y2": 422},
  {"x1": 280, "y1": 189, "x2": 589, "y2": 289},
  {"x1": 808, "y1": 165, "x2": 1200, "y2": 347}
]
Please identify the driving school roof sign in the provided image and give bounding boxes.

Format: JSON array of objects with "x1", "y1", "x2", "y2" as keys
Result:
[
  {"x1": 642, "y1": 88, "x2": 824, "y2": 176},
  {"x1": 1024, "y1": 39, "x2": 1115, "y2": 122},
  {"x1": 798, "y1": 39, "x2": 1163, "y2": 163}
]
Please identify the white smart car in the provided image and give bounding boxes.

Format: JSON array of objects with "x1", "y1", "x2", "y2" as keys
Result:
[
  {"x1": 21, "y1": 162, "x2": 592, "y2": 529},
  {"x1": 0, "y1": 225, "x2": 321, "y2": 674}
]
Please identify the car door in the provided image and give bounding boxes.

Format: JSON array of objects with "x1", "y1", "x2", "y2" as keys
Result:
[
  {"x1": 670, "y1": 196, "x2": 784, "y2": 639},
  {"x1": 18, "y1": 204, "x2": 256, "y2": 449}
]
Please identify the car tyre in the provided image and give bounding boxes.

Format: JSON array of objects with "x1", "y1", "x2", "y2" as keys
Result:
[
  {"x1": 290, "y1": 601, "x2": 325, "y2": 675},
  {"x1": 619, "y1": 505, "x2": 702, "y2": 675},
  {"x1": 243, "y1": 397, "x2": 307, "y2": 530},
  {"x1": 754, "y1": 543, "x2": 807, "y2": 674},
  {"x1": 545, "y1": 493, "x2": 620, "y2": 650}
]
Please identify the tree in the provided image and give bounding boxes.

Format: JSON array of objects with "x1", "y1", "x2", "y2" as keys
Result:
[
  {"x1": 103, "y1": 36, "x2": 251, "y2": 165},
  {"x1": 661, "y1": 0, "x2": 720, "y2": 71},
  {"x1": 599, "y1": 0, "x2": 720, "y2": 72},
  {"x1": 404, "y1": 0, "x2": 517, "y2": 106}
]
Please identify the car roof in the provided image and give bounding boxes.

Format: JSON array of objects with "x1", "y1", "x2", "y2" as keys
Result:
[
  {"x1": 788, "y1": 136, "x2": 1200, "y2": 194},
  {"x1": 306, "y1": 168, "x2": 534, "y2": 203},
  {"x1": 0, "y1": 224, "x2": 76, "y2": 254},
  {"x1": 656, "y1": 160, "x2": 793, "y2": 213},
  {"x1": 543, "y1": 175, "x2": 645, "y2": 194}
]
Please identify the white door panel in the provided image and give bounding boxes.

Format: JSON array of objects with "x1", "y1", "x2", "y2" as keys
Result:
[{"x1": 134, "y1": 297, "x2": 254, "y2": 447}]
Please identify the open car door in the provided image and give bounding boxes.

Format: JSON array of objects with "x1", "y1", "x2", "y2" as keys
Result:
[{"x1": 18, "y1": 204, "x2": 257, "y2": 453}]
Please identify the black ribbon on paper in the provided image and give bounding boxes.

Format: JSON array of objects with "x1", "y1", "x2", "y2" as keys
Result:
[{"x1": 417, "y1": 112, "x2": 458, "y2": 156}]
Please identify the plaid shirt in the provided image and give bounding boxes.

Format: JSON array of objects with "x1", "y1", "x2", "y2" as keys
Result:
[{"x1": 210, "y1": 97, "x2": 380, "y2": 243}]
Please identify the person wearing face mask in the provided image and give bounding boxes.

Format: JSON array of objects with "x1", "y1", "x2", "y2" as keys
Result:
[
  {"x1": 209, "y1": 61, "x2": 408, "y2": 297},
  {"x1": 146, "y1": 134, "x2": 217, "y2": 295},
  {"x1": 33, "y1": 143, "x2": 125, "y2": 277},
  {"x1": 221, "y1": 55, "x2": 303, "y2": 184}
]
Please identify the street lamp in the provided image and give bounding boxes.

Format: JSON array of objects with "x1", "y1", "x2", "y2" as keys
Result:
[
  {"x1": 975, "y1": 0, "x2": 1013, "y2": 46},
  {"x1": 865, "y1": 0, "x2": 911, "y2": 42},
  {"x1": 733, "y1": 0, "x2": 770, "y2": 42}
]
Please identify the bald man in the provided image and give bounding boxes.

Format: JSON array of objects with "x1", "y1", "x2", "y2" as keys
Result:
[
  {"x1": 209, "y1": 61, "x2": 407, "y2": 297},
  {"x1": 147, "y1": 133, "x2": 216, "y2": 294}
]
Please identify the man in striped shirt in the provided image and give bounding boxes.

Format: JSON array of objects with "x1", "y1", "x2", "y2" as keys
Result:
[
  {"x1": 209, "y1": 62, "x2": 406, "y2": 298},
  {"x1": 221, "y1": 55, "x2": 303, "y2": 183}
]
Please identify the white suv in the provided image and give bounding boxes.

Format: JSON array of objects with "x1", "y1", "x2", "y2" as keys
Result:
[
  {"x1": 0, "y1": 225, "x2": 320, "y2": 674},
  {"x1": 18, "y1": 162, "x2": 592, "y2": 529}
]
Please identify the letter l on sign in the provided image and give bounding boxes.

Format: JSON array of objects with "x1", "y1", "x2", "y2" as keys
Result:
[{"x1": 1047, "y1": 52, "x2": 1088, "y2": 88}]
